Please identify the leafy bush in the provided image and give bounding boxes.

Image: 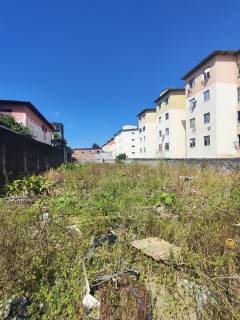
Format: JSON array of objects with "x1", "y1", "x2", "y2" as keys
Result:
[
  {"x1": 0, "y1": 113, "x2": 32, "y2": 137},
  {"x1": 6, "y1": 175, "x2": 51, "y2": 197},
  {"x1": 115, "y1": 153, "x2": 127, "y2": 163}
]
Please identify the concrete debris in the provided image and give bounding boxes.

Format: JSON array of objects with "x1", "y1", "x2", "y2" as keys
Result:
[
  {"x1": 93, "y1": 230, "x2": 117, "y2": 248},
  {"x1": 131, "y1": 237, "x2": 181, "y2": 262},
  {"x1": 3, "y1": 297, "x2": 30, "y2": 320}
]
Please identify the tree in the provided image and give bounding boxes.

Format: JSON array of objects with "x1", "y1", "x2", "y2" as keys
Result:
[
  {"x1": 115, "y1": 153, "x2": 127, "y2": 163},
  {"x1": 0, "y1": 114, "x2": 32, "y2": 137},
  {"x1": 92, "y1": 143, "x2": 100, "y2": 149}
]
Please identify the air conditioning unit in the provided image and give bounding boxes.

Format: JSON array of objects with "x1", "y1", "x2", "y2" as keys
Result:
[{"x1": 207, "y1": 126, "x2": 211, "y2": 131}]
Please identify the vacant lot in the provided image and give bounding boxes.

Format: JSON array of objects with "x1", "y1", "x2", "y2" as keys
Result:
[{"x1": 0, "y1": 163, "x2": 240, "y2": 319}]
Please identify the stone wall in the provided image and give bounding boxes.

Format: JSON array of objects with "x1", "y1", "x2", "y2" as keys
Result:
[{"x1": 0, "y1": 126, "x2": 65, "y2": 185}]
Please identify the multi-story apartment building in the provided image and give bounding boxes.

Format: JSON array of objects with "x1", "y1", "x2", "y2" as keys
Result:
[
  {"x1": 0, "y1": 100, "x2": 53, "y2": 145},
  {"x1": 138, "y1": 109, "x2": 157, "y2": 158},
  {"x1": 113, "y1": 125, "x2": 139, "y2": 159},
  {"x1": 182, "y1": 50, "x2": 240, "y2": 158},
  {"x1": 155, "y1": 88, "x2": 186, "y2": 158}
]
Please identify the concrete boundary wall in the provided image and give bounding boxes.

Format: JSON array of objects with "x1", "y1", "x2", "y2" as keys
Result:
[
  {"x1": 0, "y1": 126, "x2": 65, "y2": 185},
  {"x1": 124, "y1": 157, "x2": 240, "y2": 170}
]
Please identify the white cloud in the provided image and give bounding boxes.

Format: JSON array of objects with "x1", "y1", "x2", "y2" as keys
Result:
[{"x1": 53, "y1": 112, "x2": 60, "y2": 117}]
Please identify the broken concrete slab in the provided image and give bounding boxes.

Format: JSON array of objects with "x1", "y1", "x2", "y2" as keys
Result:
[{"x1": 131, "y1": 238, "x2": 181, "y2": 262}]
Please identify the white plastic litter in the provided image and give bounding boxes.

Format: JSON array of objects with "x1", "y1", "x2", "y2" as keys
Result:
[
  {"x1": 82, "y1": 261, "x2": 100, "y2": 311},
  {"x1": 82, "y1": 293, "x2": 100, "y2": 310}
]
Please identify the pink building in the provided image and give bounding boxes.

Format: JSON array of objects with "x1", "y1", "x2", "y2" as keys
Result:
[
  {"x1": 0, "y1": 100, "x2": 53, "y2": 145},
  {"x1": 72, "y1": 148, "x2": 102, "y2": 162}
]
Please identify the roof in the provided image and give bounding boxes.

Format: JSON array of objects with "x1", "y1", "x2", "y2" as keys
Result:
[
  {"x1": 0, "y1": 100, "x2": 54, "y2": 130},
  {"x1": 137, "y1": 108, "x2": 156, "y2": 118},
  {"x1": 154, "y1": 88, "x2": 185, "y2": 104},
  {"x1": 181, "y1": 50, "x2": 240, "y2": 80}
]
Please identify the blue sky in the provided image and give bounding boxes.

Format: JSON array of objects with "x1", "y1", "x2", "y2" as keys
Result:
[{"x1": 0, "y1": 0, "x2": 240, "y2": 148}]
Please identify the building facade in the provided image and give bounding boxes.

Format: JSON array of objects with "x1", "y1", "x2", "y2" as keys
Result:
[
  {"x1": 182, "y1": 50, "x2": 240, "y2": 158},
  {"x1": 155, "y1": 89, "x2": 186, "y2": 158},
  {"x1": 138, "y1": 109, "x2": 157, "y2": 158},
  {"x1": 0, "y1": 100, "x2": 53, "y2": 145},
  {"x1": 72, "y1": 148, "x2": 102, "y2": 162},
  {"x1": 113, "y1": 125, "x2": 139, "y2": 159}
]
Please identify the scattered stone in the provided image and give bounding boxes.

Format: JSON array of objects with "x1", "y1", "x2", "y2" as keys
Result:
[
  {"x1": 155, "y1": 206, "x2": 179, "y2": 220},
  {"x1": 131, "y1": 237, "x2": 181, "y2": 262}
]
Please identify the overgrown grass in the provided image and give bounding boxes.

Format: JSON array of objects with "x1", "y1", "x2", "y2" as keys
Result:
[{"x1": 0, "y1": 162, "x2": 240, "y2": 319}]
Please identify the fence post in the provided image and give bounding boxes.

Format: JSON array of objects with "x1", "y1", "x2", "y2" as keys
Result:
[
  {"x1": 2, "y1": 144, "x2": 8, "y2": 184},
  {"x1": 23, "y1": 149, "x2": 27, "y2": 173}
]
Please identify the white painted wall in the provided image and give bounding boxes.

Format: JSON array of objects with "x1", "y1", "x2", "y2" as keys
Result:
[
  {"x1": 113, "y1": 125, "x2": 140, "y2": 159},
  {"x1": 186, "y1": 82, "x2": 239, "y2": 158},
  {"x1": 139, "y1": 122, "x2": 157, "y2": 158}
]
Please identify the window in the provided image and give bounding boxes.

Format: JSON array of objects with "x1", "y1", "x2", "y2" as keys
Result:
[
  {"x1": 132, "y1": 138, "x2": 135, "y2": 141},
  {"x1": 140, "y1": 137, "x2": 142, "y2": 142},
  {"x1": 238, "y1": 135, "x2": 240, "y2": 145},
  {"x1": 132, "y1": 131, "x2": 135, "y2": 134},
  {"x1": 237, "y1": 111, "x2": 240, "y2": 123},
  {"x1": 165, "y1": 143, "x2": 169, "y2": 151},
  {"x1": 42, "y1": 125, "x2": 44, "y2": 131},
  {"x1": 204, "y1": 135, "x2": 210, "y2": 146},
  {"x1": 238, "y1": 87, "x2": 240, "y2": 102},
  {"x1": 159, "y1": 144, "x2": 162, "y2": 151},
  {"x1": 189, "y1": 98, "x2": 197, "y2": 110},
  {"x1": 143, "y1": 126, "x2": 145, "y2": 132},
  {"x1": 189, "y1": 138, "x2": 195, "y2": 148},
  {"x1": 132, "y1": 152, "x2": 135, "y2": 154},
  {"x1": 204, "y1": 112, "x2": 210, "y2": 124},
  {"x1": 132, "y1": 145, "x2": 135, "y2": 148},
  {"x1": 203, "y1": 67, "x2": 211, "y2": 80},
  {"x1": 159, "y1": 116, "x2": 161, "y2": 123},
  {"x1": 165, "y1": 112, "x2": 169, "y2": 120},
  {"x1": 189, "y1": 78, "x2": 195, "y2": 88},
  {"x1": 139, "y1": 128, "x2": 142, "y2": 133},
  {"x1": 140, "y1": 148, "x2": 142, "y2": 153},
  {"x1": 189, "y1": 118, "x2": 195, "y2": 129},
  {"x1": 203, "y1": 90, "x2": 210, "y2": 102},
  {"x1": 164, "y1": 97, "x2": 169, "y2": 105},
  {"x1": 159, "y1": 130, "x2": 162, "y2": 137},
  {"x1": 165, "y1": 128, "x2": 169, "y2": 135},
  {"x1": 143, "y1": 147, "x2": 146, "y2": 153},
  {"x1": 143, "y1": 136, "x2": 146, "y2": 142}
]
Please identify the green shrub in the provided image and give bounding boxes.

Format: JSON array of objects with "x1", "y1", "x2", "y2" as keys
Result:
[
  {"x1": 0, "y1": 113, "x2": 32, "y2": 137},
  {"x1": 6, "y1": 175, "x2": 51, "y2": 197}
]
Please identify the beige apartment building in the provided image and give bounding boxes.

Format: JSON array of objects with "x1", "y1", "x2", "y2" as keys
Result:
[
  {"x1": 155, "y1": 88, "x2": 186, "y2": 158},
  {"x1": 138, "y1": 108, "x2": 157, "y2": 158},
  {"x1": 182, "y1": 50, "x2": 240, "y2": 158}
]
